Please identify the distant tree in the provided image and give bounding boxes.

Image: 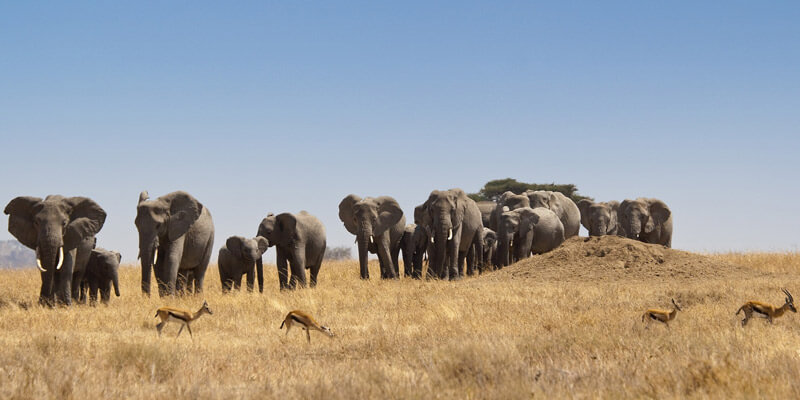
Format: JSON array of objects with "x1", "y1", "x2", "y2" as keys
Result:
[
  {"x1": 468, "y1": 178, "x2": 592, "y2": 203},
  {"x1": 324, "y1": 246, "x2": 352, "y2": 261}
]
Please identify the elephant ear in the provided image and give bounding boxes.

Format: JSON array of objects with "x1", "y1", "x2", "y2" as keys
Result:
[
  {"x1": 63, "y1": 197, "x2": 107, "y2": 250},
  {"x1": 338, "y1": 194, "x2": 361, "y2": 235},
  {"x1": 452, "y1": 189, "x2": 467, "y2": 226},
  {"x1": 226, "y1": 236, "x2": 245, "y2": 260},
  {"x1": 577, "y1": 199, "x2": 593, "y2": 230},
  {"x1": 4, "y1": 196, "x2": 42, "y2": 249},
  {"x1": 607, "y1": 201, "x2": 621, "y2": 234},
  {"x1": 275, "y1": 213, "x2": 299, "y2": 245},
  {"x1": 138, "y1": 191, "x2": 150, "y2": 204},
  {"x1": 647, "y1": 199, "x2": 671, "y2": 233},
  {"x1": 115, "y1": 252, "x2": 122, "y2": 263},
  {"x1": 165, "y1": 192, "x2": 202, "y2": 241},
  {"x1": 255, "y1": 236, "x2": 270, "y2": 255},
  {"x1": 374, "y1": 196, "x2": 403, "y2": 236}
]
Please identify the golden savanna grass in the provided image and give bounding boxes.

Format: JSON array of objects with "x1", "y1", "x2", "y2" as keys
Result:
[{"x1": 1, "y1": 241, "x2": 800, "y2": 399}]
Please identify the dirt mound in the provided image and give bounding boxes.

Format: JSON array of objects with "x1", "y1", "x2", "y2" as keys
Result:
[{"x1": 483, "y1": 235, "x2": 754, "y2": 282}]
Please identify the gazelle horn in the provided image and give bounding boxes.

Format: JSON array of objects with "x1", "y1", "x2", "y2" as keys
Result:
[{"x1": 55, "y1": 247, "x2": 64, "y2": 270}]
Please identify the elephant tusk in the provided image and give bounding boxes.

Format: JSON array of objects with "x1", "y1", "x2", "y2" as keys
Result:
[
  {"x1": 55, "y1": 247, "x2": 64, "y2": 270},
  {"x1": 430, "y1": 237, "x2": 435, "y2": 244},
  {"x1": 153, "y1": 249, "x2": 159, "y2": 265},
  {"x1": 447, "y1": 229, "x2": 453, "y2": 241},
  {"x1": 369, "y1": 235, "x2": 374, "y2": 244},
  {"x1": 35, "y1": 249, "x2": 46, "y2": 272}
]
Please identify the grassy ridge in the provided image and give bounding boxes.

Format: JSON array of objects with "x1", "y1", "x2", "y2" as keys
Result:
[{"x1": 1, "y1": 253, "x2": 800, "y2": 399}]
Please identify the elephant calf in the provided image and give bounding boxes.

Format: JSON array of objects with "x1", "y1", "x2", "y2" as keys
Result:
[
  {"x1": 218, "y1": 236, "x2": 269, "y2": 292},
  {"x1": 80, "y1": 248, "x2": 121, "y2": 305}
]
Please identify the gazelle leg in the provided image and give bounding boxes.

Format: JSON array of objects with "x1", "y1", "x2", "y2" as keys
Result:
[
  {"x1": 306, "y1": 329, "x2": 311, "y2": 343},
  {"x1": 187, "y1": 323, "x2": 193, "y2": 338},
  {"x1": 157, "y1": 321, "x2": 165, "y2": 337},
  {"x1": 177, "y1": 324, "x2": 184, "y2": 337}
]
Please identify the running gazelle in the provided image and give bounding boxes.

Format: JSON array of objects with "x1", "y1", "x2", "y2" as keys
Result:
[
  {"x1": 642, "y1": 299, "x2": 681, "y2": 327},
  {"x1": 155, "y1": 300, "x2": 213, "y2": 337},
  {"x1": 736, "y1": 288, "x2": 796, "y2": 326},
  {"x1": 280, "y1": 310, "x2": 335, "y2": 343}
]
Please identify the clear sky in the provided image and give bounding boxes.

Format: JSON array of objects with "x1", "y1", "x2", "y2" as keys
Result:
[{"x1": 1, "y1": 2, "x2": 798, "y2": 263}]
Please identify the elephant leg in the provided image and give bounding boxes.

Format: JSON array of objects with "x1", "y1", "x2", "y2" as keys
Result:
[
  {"x1": 89, "y1": 279, "x2": 99, "y2": 305},
  {"x1": 309, "y1": 265, "x2": 320, "y2": 288},
  {"x1": 246, "y1": 264, "x2": 256, "y2": 292},
  {"x1": 234, "y1": 274, "x2": 243, "y2": 291},
  {"x1": 401, "y1": 245, "x2": 412, "y2": 278},
  {"x1": 193, "y1": 237, "x2": 213, "y2": 294},
  {"x1": 390, "y1": 241, "x2": 400, "y2": 278},
  {"x1": 377, "y1": 241, "x2": 396, "y2": 279},
  {"x1": 175, "y1": 272, "x2": 187, "y2": 295},
  {"x1": 289, "y1": 250, "x2": 307, "y2": 289},
  {"x1": 466, "y1": 246, "x2": 475, "y2": 276},
  {"x1": 55, "y1": 250, "x2": 76, "y2": 306},
  {"x1": 447, "y1": 236, "x2": 461, "y2": 281},
  {"x1": 276, "y1": 248, "x2": 290, "y2": 290},
  {"x1": 160, "y1": 239, "x2": 185, "y2": 297},
  {"x1": 101, "y1": 281, "x2": 111, "y2": 304},
  {"x1": 457, "y1": 250, "x2": 467, "y2": 277}
]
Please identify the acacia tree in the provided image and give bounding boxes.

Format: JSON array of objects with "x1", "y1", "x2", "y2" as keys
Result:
[{"x1": 467, "y1": 178, "x2": 592, "y2": 203}]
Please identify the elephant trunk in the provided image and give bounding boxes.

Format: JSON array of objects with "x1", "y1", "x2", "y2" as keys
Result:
[
  {"x1": 357, "y1": 236, "x2": 370, "y2": 279},
  {"x1": 36, "y1": 235, "x2": 63, "y2": 305},
  {"x1": 498, "y1": 231, "x2": 514, "y2": 267},
  {"x1": 256, "y1": 257, "x2": 264, "y2": 293},
  {"x1": 112, "y1": 269, "x2": 121, "y2": 297}
]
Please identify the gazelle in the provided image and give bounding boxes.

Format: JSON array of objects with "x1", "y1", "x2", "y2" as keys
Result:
[
  {"x1": 736, "y1": 288, "x2": 796, "y2": 326},
  {"x1": 642, "y1": 299, "x2": 682, "y2": 327},
  {"x1": 280, "y1": 310, "x2": 335, "y2": 343},
  {"x1": 155, "y1": 300, "x2": 213, "y2": 338}
]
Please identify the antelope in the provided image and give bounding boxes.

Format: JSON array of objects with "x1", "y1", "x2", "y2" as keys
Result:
[
  {"x1": 154, "y1": 300, "x2": 213, "y2": 338},
  {"x1": 642, "y1": 299, "x2": 681, "y2": 327},
  {"x1": 280, "y1": 310, "x2": 335, "y2": 343},
  {"x1": 736, "y1": 288, "x2": 796, "y2": 326}
]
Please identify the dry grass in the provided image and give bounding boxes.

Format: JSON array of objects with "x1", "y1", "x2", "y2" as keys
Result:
[{"x1": 1, "y1": 244, "x2": 800, "y2": 399}]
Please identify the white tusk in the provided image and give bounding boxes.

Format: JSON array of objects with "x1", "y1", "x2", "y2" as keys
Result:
[
  {"x1": 153, "y1": 249, "x2": 159, "y2": 265},
  {"x1": 369, "y1": 235, "x2": 374, "y2": 244},
  {"x1": 55, "y1": 247, "x2": 64, "y2": 270},
  {"x1": 430, "y1": 237, "x2": 435, "y2": 243},
  {"x1": 36, "y1": 248, "x2": 45, "y2": 272},
  {"x1": 447, "y1": 229, "x2": 453, "y2": 241}
]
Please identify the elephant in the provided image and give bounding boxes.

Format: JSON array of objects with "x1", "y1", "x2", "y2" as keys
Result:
[
  {"x1": 479, "y1": 227, "x2": 497, "y2": 271},
  {"x1": 577, "y1": 199, "x2": 624, "y2": 237},
  {"x1": 497, "y1": 207, "x2": 564, "y2": 267},
  {"x1": 489, "y1": 191, "x2": 530, "y2": 232},
  {"x1": 218, "y1": 236, "x2": 269, "y2": 292},
  {"x1": 4, "y1": 195, "x2": 106, "y2": 306},
  {"x1": 80, "y1": 248, "x2": 121, "y2": 305},
  {"x1": 477, "y1": 201, "x2": 496, "y2": 229},
  {"x1": 338, "y1": 195, "x2": 405, "y2": 280},
  {"x1": 135, "y1": 191, "x2": 215, "y2": 297},
  {"x1": 619, "y1": 198, "x2": 672, "y2": 247},
  {"x1": 257, "y1": 211, "x2": 326, "y2": 290},
  {"x1": 398, "y1": 224, "x2": 417, "y2": 278},
  {"x1": 525, "y1": 190, "x2": 581, "y2": 238},
  {"x1": 419, "y1": 189, "x2": 483, "y2": 280}
]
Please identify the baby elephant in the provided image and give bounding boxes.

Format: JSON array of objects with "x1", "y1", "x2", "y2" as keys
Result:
[
  {"x1": 81, "y1": 248, "x2": 122, "y2": 305},
  {"x1": 218, "y1": 236, "x2": 269, "y2": 292}
]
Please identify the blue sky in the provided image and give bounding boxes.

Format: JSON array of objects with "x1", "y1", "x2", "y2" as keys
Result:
[{"x1": 1, "y1": 1, "x2": 798, "y2": 262}]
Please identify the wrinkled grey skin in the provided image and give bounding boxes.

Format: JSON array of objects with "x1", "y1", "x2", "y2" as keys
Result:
[
  {"x1": 136, "y1": 191, "x2": 215, "y2": 297},
  {"x1": 410, "y1": 205, "x2": 435, "y2": 279},
  {"x1": 479, "y1": 227, "x2": 498, "y2": 271},
  {"x1": 498, "y1": 207, "x2": 565, "y2": 267},
  {"x1": 419, "y1": 189, "x2": 483, "y2": 280},
  {"x1": 477, "y1": 201, "x2": 496, "y2": 229},
  {"x1": 489, "y1": 191, "x2": 530, "y2": 232},
  {"x1": 398, "y1": 224, "x2": 417, "y2": 278},
  {"x1": 338, "y1": 195, "x2": 405, "y2": 280},
  {"x1": 525, "y1": 190, "x2": 581, "y2": 238},
  {"x1": 80, "y1": 248, "x2": 121, "y2": 305},
  {"x1": 218, "y1": 236, "x2": 269, "y2": 292},
  {"x1": 577, "y1": 199, "x2": 624, "y2": 237},
  {"x1": 4, "y1": 195, "x2": 106, "y2": 306},
  {"x1": 257, "y1": 211, "x2": 327, "y2": 290},
  {"x1": 619, "y1": 198, "x2": 672, "y2": 247}
]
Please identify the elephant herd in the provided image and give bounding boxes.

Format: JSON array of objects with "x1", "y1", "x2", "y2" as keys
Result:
[{"x1": 3, "y1": 189, "x2": 672, "y2": 306}]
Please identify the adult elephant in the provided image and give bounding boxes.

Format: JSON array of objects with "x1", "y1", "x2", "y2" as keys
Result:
[
  {"x1": 619, "y1": 198, "x2": 672, "y2": 247},
  {"x1": 257, "y1": 211, "x2": 326, "y2": 290},
  {"x1": 218, "y1": 236, "x2": 269, "y2": 292},
  {"x1": 525, "y1": 190, "x2": 581, "y2": 238},
  {"x1": 4, "y1": 195, "x2": 106, "y2": 306},
  {"x1": 419, "y1": 189, "x2": 483, "y2": 280},
  {"x1": 476, "y1": 201, "x2": 496, "y2": 229},
  {"x1": 135, "y1": 191, "x2": 215, "y2": 297},
  {"x1": 489, "y1": 191, "x2": 530, "y2": 232},
  {"x1": 81, "y1": 247, "x2": 121, "y2": 305},
  {"x1": 338, "y1": 195, "x2": 405, "y2": 280},
  {"x1": 577, "y1": 200, "x2": 624, "y2": 237},
  {"x1": 497, "y1": 207, "x2": 564, "y2": 267}
]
